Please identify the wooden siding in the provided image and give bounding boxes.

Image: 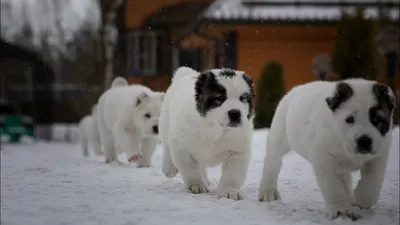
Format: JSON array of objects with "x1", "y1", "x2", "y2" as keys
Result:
[
  {"x1": 124, "y1": 1, "x2": 399, "y2": 96},
  {"x1": 201, "y1": 24, "x2": 337, "y2": 92}
]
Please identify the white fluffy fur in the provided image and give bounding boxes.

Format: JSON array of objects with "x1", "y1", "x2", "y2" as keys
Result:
[
  {"x1": 96, "y1": 77, "x2": 164, "y2": 167},
  {"x1": 78, "y1": 104, "x2": 102, "y2": 157},
  {"x1": 258, "y1": 79, "x2": 395, "y2": 220},
  {"x1": 159, "y1": 67, "x2": 254, "y2": 200}
]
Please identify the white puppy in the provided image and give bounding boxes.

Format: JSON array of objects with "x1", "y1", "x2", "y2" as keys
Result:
[
  {"x1": 96, "y1": 77, "x2": 164, "y2": 167},
  {"x1": 159, "y1": 66, "x2": 255, "y2": 200},
  {"x1": 258, "y1": 79, "x2": 396, "y2": 220},
  {"x1": 78, "y1": 104, "x2": 102, "y2": 157}
]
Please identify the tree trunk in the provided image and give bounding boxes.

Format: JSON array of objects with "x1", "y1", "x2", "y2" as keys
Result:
[{"x1": 100, "y1": 0, "x2": 122, "y2": 91}]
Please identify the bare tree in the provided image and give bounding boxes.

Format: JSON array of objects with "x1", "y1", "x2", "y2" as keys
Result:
[{"x1": 99, "y1": 0, "x2": 123, "y2": 90}]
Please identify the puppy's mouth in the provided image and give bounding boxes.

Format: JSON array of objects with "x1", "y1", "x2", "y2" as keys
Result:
[
  {"x1": 356, "y1": 148, "x2": 375, "y2": 155},
  {"x1": 227, "y1": 122, "x2": 241, "y2": 128},
  {"x1": 145, "y1": 131, "x2": 159, "y2": 136}
]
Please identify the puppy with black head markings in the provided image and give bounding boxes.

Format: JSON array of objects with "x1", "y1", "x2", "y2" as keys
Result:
[
  {"x1": 159, "y1": 66, "x2": 255, "y2": 200},
  {"x1": 258, "y1": 78, "x2": 396, "y2": 220}
]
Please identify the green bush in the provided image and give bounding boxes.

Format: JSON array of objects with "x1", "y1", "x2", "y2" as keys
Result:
[
  {"x1": 332, "y1": 7, "x2": 375, "y2": 80},
  {"x1": 254, "y1": 61, "x2": 285, "y2": 129}
]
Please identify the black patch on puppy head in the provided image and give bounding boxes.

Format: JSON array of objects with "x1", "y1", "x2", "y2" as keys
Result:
[
  {"x1": 370, "y1": 83, "x2": 396, "y2": 136},
  {"x1": 372, "y1": 83, "x2": 396, "y2": 112},
  {"x1": 220, "y1": 68, "x2": 237, "y2": 78},
  {"x1": 194, "y1": 71, "x2": 227, "y2": 116},
  {"x1": 326, "y1": 82, "x2": 354, "y2": 112},
  {"x1": 242, "y1": 73, "x2": 255, "y2": 119}
]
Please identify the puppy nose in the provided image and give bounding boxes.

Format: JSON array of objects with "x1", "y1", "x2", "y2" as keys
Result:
[
  {"x1": 152, "y1": 125, "x2": 159, "y2": 134},
  {"x1": 357, "y1": 135, "x2": 372, "y2": 153},
  {"x1": 228, "y1": 109, "x2": 241, "y2": 122}
]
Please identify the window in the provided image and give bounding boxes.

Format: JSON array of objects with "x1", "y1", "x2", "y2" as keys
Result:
[
  {"x1": 223, "y1": 31, "x2": 238, "y2": 69},
  {"x1": 178, "y1": 48, "x2": 210, "y2": 71},
  {"x1": 126, "y1": 30, "x2": 171, "y2": 75}
]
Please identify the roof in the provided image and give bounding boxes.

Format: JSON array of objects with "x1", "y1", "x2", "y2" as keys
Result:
[
  {"x1": 203, "y1": 0, "x2": 400, "y2": 23},
  {"x1": 140, "y1": 1, "x2": 213, "y2": 28}
]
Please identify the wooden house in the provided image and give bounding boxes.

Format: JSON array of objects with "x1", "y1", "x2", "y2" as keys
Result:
[{"x1": 115, "y1": 0, "x2": 399, "y2": 93}]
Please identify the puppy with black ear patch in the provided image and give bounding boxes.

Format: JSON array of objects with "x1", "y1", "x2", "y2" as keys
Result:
[
  {"x1": 159, "y1": 66, "x2": 255, "y2": 200},
  {"x1": 97, "y1": 77, "x2": 165, "y2": 167},
  {"x1": 258, "y1": 79, "x2": 396, "y2": 220}
]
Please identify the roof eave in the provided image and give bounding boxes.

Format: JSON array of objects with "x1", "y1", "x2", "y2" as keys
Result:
[
  {"x1": 203, "y1": 17, "x2": 400, "y2": 25},
  {"x1": 243, "y1": 2, "x2": 400, "y2": 7}
]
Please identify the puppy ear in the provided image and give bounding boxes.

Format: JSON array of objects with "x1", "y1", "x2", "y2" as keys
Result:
[
  {"x1": 242, "y1": 73, "x2": 255, "y2": 97},
  {"x1": 91, "y1": 104, "x2": 98, "y2": 115},
  {"x1": 197, "y1": 71, "x2": 215, "y2": 86},
  {"x1": 156, "y1": 92, "x2": 165, "y2": 102},
  {"x1": 194, "y1": 71, "x2": 218, "y2": 116},
  {"x1": 136, "y1": 92, "x2": 149, "y2": 106},
  {"x1": 373, "y1": 83, "x2": 397, "y2": 110},
  {"x1": 195, "y1": 71, "x2": 217, "y2": 99},
  {"x1": 325, "y1": 82, "x2": 353, "y2": 112}
]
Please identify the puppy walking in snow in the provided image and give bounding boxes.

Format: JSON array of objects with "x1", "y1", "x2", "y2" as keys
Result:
[
  {"x1": 159, "y1": 67, "x2": 255, "y2": 200},
  {"x1": 96, "y1": 77, "x2": 164, "y2": 167},
  {"x1": 258, "y1": 79, "x2": 396, "y2": 220},
  {"x1": 78, "y1": 104, "x2": 102, "y2": 157}
]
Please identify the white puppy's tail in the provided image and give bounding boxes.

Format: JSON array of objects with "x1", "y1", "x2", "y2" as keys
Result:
[
  {"x1": 111, "y1": 77, "x2": 128, "y2": 88},
  {"x1": 172, "y1": 66, "x2": 198, "y2": 83}
]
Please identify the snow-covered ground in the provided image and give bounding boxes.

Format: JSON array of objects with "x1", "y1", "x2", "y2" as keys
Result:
[{"x1": 1, "y1": 128, "x2": 399, "y2": 225}]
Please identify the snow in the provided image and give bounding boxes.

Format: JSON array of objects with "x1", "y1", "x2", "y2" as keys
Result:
[
  {"x1": 205, "y1": 0, "x2": 400, "y2": 21},
  {"x1": 50, "y1": 124, "x2": 80, "y2": 143},
  {"x1": 1, "y1": 128, "x2": 399, "y2": 225},
  {"x1": 243, "y1": 0, "x2": 399, "y2": 3},
  {"x1": 0, "y1": 0, "x2": 101, "y2": 59}
]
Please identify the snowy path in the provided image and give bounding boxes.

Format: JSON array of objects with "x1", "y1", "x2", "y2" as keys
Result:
[{"x1": 1, "y1": 128, "x2": 399, "y2": 225}]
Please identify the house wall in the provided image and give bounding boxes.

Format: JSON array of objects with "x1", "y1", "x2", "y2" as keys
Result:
[
  {"x1": 126, "y1": 0, "x2": 183, "y2": 28},
  {"x1": 201, "y1": 24, "x2": 337, "y2": 92},
  {"x1": 124, "y1": 0, "x2": 213, "y2": 91},
  {"x1": 124, "y1": 0, "x2": 181, "y2": 91},
  {"x1": 124, "y1": 1, "x2": 399, "y2": 95}
]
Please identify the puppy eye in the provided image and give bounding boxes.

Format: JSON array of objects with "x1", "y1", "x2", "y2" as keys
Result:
[
  {"x1": 144, "y1": 113, "x2": 151, "y2": 119},
  {"x1": 212, "y1": 96, "x2": 225, "y2": 104},
  {"x1": 216, "y1": 96, "x2": 225, "y2": 101},
  {"x1": 239, "y1": 96, "x2": 246, "y2": 102},
  {"x1": 207, "y1": 97, "x2": 224, "y2": 107},
  {"x1": 345, "y1": 116, "x2": 355, "y2": 124},
  {"x1": 371, "y1": 115, "x2": 381, "y2": 124}
]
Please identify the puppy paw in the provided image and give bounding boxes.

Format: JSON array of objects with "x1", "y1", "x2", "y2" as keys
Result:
[
  {"x1": 354, "y1": 194, "x2": 375, "y2": 209},
  {"x1": 188, "y1": 184, "x2": 209, "y2": 194},
  {"x1": 162, "y1": 164, "x2": 179, "y2": 178},
  {"x1": 128, "y1": 153, "x2": 143, "y2": 163},
  {"x1": 258, "y1": 187, "x2": 281, "y2": 202},
  {"x1": 136, "y1": 161, "x2": 151, "y2": 168},
  {"x1": 217, "y1": 188, "x2": 243, "y2": 200},
  {"x1": 327, "y1": 203, "x2": 362, "y2": 221},
  {"x1": 352, "y1": 203, "x2": 370, "y2": 210},
  {"x1": 355, "y1": 204, "x2": 371, "y2": 210},
  {"x1": 105, "y1": 157, "x2": 115, "y2": 164},
  {"x1": 354, "y1": 186, "x2": 377, "y2": 210},
  {"x1": 350, "y1": 199, "x2": 368, "y2": 210}
]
